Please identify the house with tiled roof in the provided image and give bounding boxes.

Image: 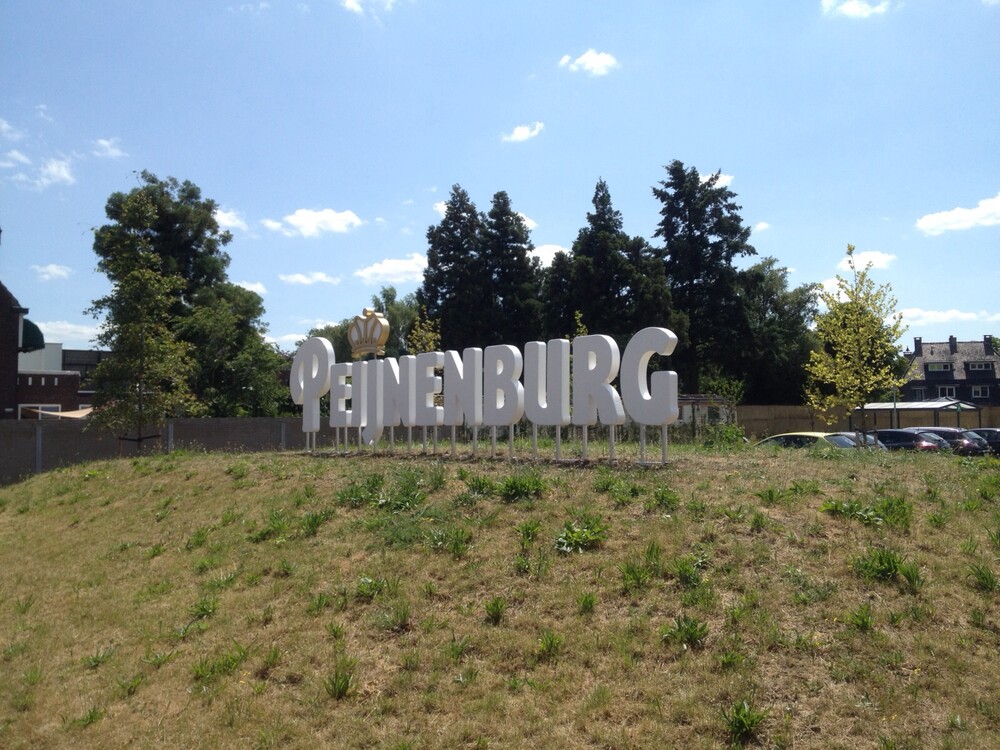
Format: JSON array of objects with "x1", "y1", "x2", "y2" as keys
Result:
[{"x1": 901, "y1": 335, "x2": 1000, "y2": 406}]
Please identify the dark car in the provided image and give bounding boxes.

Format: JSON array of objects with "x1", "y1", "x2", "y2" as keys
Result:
[
  {"x1": 867, "y1": 429, "x2": 943, "y2": 452},
  {"x1": 969, "y1": 428, "x2": 1000, "y2": 456},
  {"x1": 753, "y1": 432, "x2": 859, "y2": 449},
  {"x1": 903, "y1": 427, "x2": 990, "y2": 456},
  {"x1": 836, "y1": 432, "x2": 887, "y2": 450}
]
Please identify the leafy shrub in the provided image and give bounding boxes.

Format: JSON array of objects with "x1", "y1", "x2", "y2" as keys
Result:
[{"x1": 555, "y1": 512, "x2": 608, "y2": 554}]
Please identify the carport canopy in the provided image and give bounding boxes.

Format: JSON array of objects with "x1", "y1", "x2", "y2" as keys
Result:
[{"x1": 853, "y1": 398, "x2": 981, "y2": 429}]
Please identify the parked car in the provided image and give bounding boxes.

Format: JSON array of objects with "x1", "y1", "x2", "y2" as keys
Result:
[
  {"x1": 902, "y1": 427, "x2": 990, "y2": 456},
  {"x1": 968, "y1": 428, "x2": 1000, "y2": 456},
  {"x1": 834, "y1": 432, "x2": 887, "y2": 450},
  {"x1": 867, "y1": 429, "x2": 944, "y2": 452},
  {"x1": 753, "y1": 432, "x2": 859, "y2": 449}
]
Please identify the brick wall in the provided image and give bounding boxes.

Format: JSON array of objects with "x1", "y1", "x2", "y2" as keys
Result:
[
  {"x1": 0, "y1": 283, "x2": 25, "y2": 420},
  {"x1": 16, "y1": 371, "x2": 81, "y2": 416}
]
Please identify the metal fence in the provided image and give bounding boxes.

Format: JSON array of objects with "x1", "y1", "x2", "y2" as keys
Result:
[{"x1": 3, "y1": 405, "x2": 998, "y2": 486}]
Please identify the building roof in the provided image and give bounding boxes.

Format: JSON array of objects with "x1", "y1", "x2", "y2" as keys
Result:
[
  {"x1": 905, "y1": 335, "x2": 998, "y2": 380},
  {"x1": 859, "y1": 398, "x2": 980, "y2": 412}
]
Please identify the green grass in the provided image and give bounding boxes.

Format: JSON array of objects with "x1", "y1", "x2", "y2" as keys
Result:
[{"x1": 1, "y1": 447, "x2": 998, "y2": 748}]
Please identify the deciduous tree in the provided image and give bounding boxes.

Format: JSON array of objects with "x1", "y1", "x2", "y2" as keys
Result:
[
  {"x1": 92, "y1": 172, "x2": 283, "y2": 416},
  {"x1": 805, "y1": 245, "x2": 907, "y2": 426},
  {"x1": 87, "y1": 190, "x2": 193, "y2": 443}
]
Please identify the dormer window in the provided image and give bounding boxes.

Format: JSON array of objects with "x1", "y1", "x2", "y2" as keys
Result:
[
  {"x1": 927, "y1": 363, "x2": 952, "y2": 372},
  {"x1": 969, "y1": 362, "x2": 993, "y2": 371}
]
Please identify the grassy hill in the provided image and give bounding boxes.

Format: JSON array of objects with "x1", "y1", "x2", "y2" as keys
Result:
[{"x1": 2, "y1": 446, "x2": 1000, "y2": 749}]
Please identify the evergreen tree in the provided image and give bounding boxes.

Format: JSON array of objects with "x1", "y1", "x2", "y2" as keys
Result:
[
  {"x1": 417, "y1": 185, "x2": 484, "y2": 351},
  {"x1": 541, "y1": 250, "x2": 575, "y2": 340},
  {"x1": 569, "y1": 180, "x2": 634, "y2": 342},
  {"x1": 479, "y1": 191, "x2": 543, "y2": 346},
  {"x1": 555, "y1": 180, "x2": 676, "y2": 348},
  {"x1": 653, "y1": 160, "x2": 755, "y2": 393}
]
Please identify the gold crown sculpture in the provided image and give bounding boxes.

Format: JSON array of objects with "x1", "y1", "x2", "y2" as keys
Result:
[{"x1": 348, "y1": 308, "x2": 391, "y2": 359}]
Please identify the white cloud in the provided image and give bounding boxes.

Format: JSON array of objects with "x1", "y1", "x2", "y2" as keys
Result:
[
  {"x1": 263, "y1": 208, "x2": 363, "y2": 237},
  {"x1": 0, "y1": 149, "x2": 30, "y2": 168},
  {"x1": 519, "y1": 213, "x2": 538, "y2": 230},
  {"x1": 821, "y1": 0, "x2": 891, "y2": 18},
  {"x1": 559, "y1": 49, "x2": 620, "y2": 76},
  {"x1": 92, "y1": 138, "x2": 126, "y2": 158},
  {"x1": 532, "y1": 244, "x2": 567, "y2": 267},
  {"x1": 278, "y1": 271, "x2": 341, "y2": 285},
  {"x1": 215, "y1": 208, "x2": 249, "y2": 232},
  {"x1": 231, "y1": 2, "x2": 271, "y2": 12},
  {"x1": 0, "y1": 118, "x2": 23, "y2": 141},
  {"x1": 14, "y1": 158, "x2": 75, "y2": 189},
  {"x1": 502, "y1": 121, "x2": 544, "y2": 143},
  {"x1": 39, "y1": 158, "x2": 75, "y2": 187},
  {"x1": 272, "y1": 332, "x2": 310, "y2": 348},
  {"x1": 31, "y1": 263, "x2": 72, "y2": 281},
  {"x1": 837, "y1": 250, "x2": 896, "y2": 270},
  {"x1": 35, "y1": 105, "x2": 55, "y2": 123},
  {"x1": 983, "y1": 0, "x2": 1000, "y2": 6},
  {"x1": 700, "y1": 172, "x2": 734, "y2": 187},
  {"x1": 432, "y1": 201, "x2": 447, "y2": 217},
  {"x1": 235, "y1": 280, "x2": 267, "y2": 295},
  {"x1": 754, "y1": 222, "x2": 771, "y2": 233},
  {"x1": 915, "y1": 192, "x2": 1000, "y2": 236},
  {"x1": 353, "y1": 253, "x2": 426, "y2": 284},
  {"x1": 341, "y1": 0, "x2": 396, "y2": 15},
  {"x1": 899, "y1": 307, "x2": 1000, "y2": 327},
  {"x1": 36, "y1": 321, "x2": 101, "y2": 348}
]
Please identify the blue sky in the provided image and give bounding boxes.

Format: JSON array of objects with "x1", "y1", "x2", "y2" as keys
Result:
[{"x1": 2, "y1": 0, "x2": 998, "y2": 354}]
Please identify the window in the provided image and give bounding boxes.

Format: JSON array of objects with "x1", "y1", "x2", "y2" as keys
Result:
[
  {"x1": 937, "y1": 386, "x2": 956, "y2": 398},
  {"x1": 927, "y1": 363, "x2": 952, "y2": 372},
  {"x1": 972, "y1": 386, "x2": 990, "y2": 399},
  {"x1": 18, "y1": 404, "x2": 61, "y2": 420},
  {"x1": 969, "y1": 362, "x2": 993, "y2": 371},
  {"x1": 912, "y1": 387, "x2": 926, "y2": 400}
]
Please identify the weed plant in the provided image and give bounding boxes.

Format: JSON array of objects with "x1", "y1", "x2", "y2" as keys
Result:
[{"x1": 2, "y1": 447, "x2": 1000, "y2": 748}]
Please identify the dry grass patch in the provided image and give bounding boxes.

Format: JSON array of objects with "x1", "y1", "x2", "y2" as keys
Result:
[{"x1": 1, "y1": 446, "x2": 999, "y2": 748}]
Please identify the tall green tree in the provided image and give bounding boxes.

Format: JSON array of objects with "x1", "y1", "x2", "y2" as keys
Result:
[
  {"x1": 92, "y1": 171, "x2": 283, "y2": 416},
  {"x1": 176, "y1": 284, "x2": 285, "y2": 416},
  {"x1": 417, "y1": 185, "x2": 484, "y2": 351},
  {"x1": 805, "y1": 245, "x2": 907, "y2": 426},
  {"x1": 95, "y1": 171, "x2": 231, "y2": 308},
  {"x1": 479, "y1": 191, "x2": 543, "y2": 346},
  {"x1": 564, "y1": 180, "x2": 675, "y2": 346},
  {"x1": 369, "y1": 286, "x2": 419, "y2": 358},
  {"x1": 540, "y1": 250, "x2": 575, "y2": 340},
  {"x1": 568, "y1": 180, "x2": 635, "y2": 342},
  {"x1": 87, "y1": 190, "x2": 194, "y2": 442},
  {"x1": 653, "y1": 160, "x2": 756, "y2": 393},
  {"x1": 735, "y1": 258, "x2": 819, "y2": 404}
]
